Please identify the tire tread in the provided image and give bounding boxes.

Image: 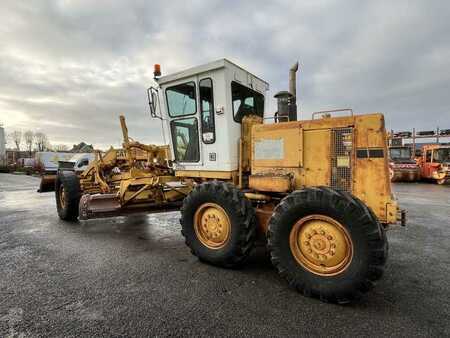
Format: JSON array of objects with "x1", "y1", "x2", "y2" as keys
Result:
[
  {"x1": 180, "y1": 181, "x2": 256, "y2": 268},
  {"x1": 267, "y1": 187, "x2": 388, "y2": 303}
]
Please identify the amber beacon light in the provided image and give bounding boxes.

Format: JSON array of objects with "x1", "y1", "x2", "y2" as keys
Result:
[{"x1": 153, "y1": 64, "x2": 161, "y2": 79}]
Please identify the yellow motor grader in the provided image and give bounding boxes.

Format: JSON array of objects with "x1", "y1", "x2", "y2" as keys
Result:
[{"x1": 54, "y1": 59, "x2": 405, "y2": 303}]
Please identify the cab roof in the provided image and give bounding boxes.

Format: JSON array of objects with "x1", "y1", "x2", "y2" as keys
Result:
[{"x1": 156, "y1": 58, "x2": 269, "y2": 88}]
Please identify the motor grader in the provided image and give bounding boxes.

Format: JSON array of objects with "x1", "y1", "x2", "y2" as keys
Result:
[{"x1": 54, "y1": 58, "x2": 404, "y2": 303}]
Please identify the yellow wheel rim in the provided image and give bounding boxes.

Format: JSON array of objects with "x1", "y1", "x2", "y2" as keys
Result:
[
  {"x1": 289, "y1": 215, "x2": 353, "y2": 276},
  {"x1": 194, "y1": 203, "x2": 231, "y2": 249},
  {"x1": 59, "y1": 185, "x2": 66, "y2": 209}
]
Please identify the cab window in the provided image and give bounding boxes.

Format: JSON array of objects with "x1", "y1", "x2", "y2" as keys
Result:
[
  {"x1": 389, "y1": 147, "x2": 411, "y2": 159},
  {"x1": 199, "y1": 78, "x2": 215, "y2": 144},
  {"x1": 231, "y1": 81, "x2": 264, "y2": 122},
  {"x1": 78, "y1": 159, "x2": 89, "y2": 168},
  {"x1": 166, "y1": 82, "x2": 197, "y2": 117},
  {"x1": 434, "y1": 148, "x2": 450, "y2": 163},
  {"x1": 426, "y1": 150, "x2": 432, "y2": 162},
  {"x1": 432, "y1": 150, "x2": 439, "y2": 162},
  {"x1": 170, "y1": 117, "x2": 199, "y2": 162}
]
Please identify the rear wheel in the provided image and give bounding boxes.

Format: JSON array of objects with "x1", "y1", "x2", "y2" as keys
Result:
[
  {"x1": 267, "y1": 187, "x2": 388, "y2": 303},
  {"x1": 180, "y1": 181, "x2": 256, "y2": 268},
  {"x1": 55, "y1": 171, "x2": 81, "y2": 221}
]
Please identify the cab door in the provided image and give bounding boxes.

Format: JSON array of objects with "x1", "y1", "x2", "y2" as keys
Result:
[
  {"x1": 423, "y1": 149, "x2": 434, "y2": 178},
  {"x1": 165, "y1": 80, "x2": 201, "y2": 166},
  {"x1": 198, "y1": 76, "x2": 218, "y2": 166},
  {"x1": 430, "y1": 148, "x2": 443, "y2": 178}
]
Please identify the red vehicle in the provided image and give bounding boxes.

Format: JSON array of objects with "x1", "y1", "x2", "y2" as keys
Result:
[
  {"x1": 416, "y1": 144, "x2": 450, "y2": 184},
  {"x1": 389, "y1": 146, "x2": 420, "y2": 182}
]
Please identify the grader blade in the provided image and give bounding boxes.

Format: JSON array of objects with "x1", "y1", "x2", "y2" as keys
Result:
[
  {"x1": 38, "y1": 174, "x2": 56, "y2": 192},
  {"x1": 79, "y1": 194, "x2": 121, "y2": 220}
]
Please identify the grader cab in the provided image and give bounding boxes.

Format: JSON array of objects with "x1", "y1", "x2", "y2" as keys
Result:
[{"x1": 55, "y1": 58, "x2": 404, "y2": 303}]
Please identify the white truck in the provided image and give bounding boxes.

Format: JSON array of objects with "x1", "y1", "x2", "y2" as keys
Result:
[{"x1": 38, "y1": 152, "x2": 95, "y2": 192}]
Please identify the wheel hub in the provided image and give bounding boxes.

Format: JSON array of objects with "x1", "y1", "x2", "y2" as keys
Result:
[
  {"x1": 290, "y1": 215, "x2": 353, "y2": 276},
  {"x1": 59, "y1": 185, "x2": 66, "y2": 209},
  {"x1": 194, "y1": 203, "x2": 231, "y2": 249}
]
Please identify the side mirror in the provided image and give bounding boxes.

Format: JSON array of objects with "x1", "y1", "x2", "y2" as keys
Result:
[{"x1": 147, "y1": 87, "x2": 161, "y2": 119}]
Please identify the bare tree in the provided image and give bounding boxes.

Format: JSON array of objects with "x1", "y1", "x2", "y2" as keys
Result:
[
  {"x1": 9, "y1": 130, "x2": 22, "y2": 150},
  {"x1": 53, "y1": 144, "x2": 69, "y2": 152},
  {"x1": 34, "y1": 132, "x2": 49, "y2": 152},
  {"x1": 23, "y1": 130, "x2": 34, "y2": 156}
]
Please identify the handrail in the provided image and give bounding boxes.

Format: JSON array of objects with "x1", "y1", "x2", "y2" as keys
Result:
[{"x1": 265, "y1": 114, "x2": 290, "y2": 123}]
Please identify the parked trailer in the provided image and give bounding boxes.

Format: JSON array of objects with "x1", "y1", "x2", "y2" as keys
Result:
[{"x1": 36, "y1": 152, "x2": 74, "y2": 171}]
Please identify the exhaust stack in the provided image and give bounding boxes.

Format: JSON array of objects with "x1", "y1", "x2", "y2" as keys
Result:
[
  {"x1": 289, "y1": 62, "x2": 299, "y2": 99},
  {"x1": 289, "y1": 61, "x2": 299, "y2": 121}
]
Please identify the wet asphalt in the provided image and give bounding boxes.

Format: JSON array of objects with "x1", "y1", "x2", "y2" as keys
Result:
[{"x1": 0, "y1": 173, "x2": 449, "y2": 337}]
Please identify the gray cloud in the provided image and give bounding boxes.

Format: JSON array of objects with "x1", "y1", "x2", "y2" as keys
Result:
[{"x1": 1, "y1": 0, "x2": 449, "y2": 149}]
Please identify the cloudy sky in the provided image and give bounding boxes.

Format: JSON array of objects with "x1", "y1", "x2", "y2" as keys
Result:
[{"x1": 1, "y1": 0, "x2": 449, "y2": 149}]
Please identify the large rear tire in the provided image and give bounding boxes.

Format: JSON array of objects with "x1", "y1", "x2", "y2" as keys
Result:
[
  {"x1": 180, "y1": 181, "x2": 256, "y2": 268},
  {"x1": 55, "y1": 171, "x2": 81, "y2": 221},
  {"x1": 267, "y1": 187, "x2": 388, "y2": 303}
]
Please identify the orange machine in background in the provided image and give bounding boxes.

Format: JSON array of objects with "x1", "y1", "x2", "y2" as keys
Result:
[{"x1": 416, "y1": 144, "x2": 450, "y2": 184}]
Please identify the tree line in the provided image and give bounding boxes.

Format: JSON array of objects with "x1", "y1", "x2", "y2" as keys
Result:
[{"x1": 8, "y1": 130, "x2": 68, "y2": 155}]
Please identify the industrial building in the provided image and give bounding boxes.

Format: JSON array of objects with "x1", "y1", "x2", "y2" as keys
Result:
[{"x1": 0, "y1": 124, "x2": 6, "y2": 166}]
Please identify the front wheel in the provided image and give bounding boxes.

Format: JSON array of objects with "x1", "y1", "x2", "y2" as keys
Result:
[
  {"x1": 55, "y1": 171, "x2": 81, "y2": 221},
  {"x1": 267, "y1": 187, "x2": 388, "y2": 303}
]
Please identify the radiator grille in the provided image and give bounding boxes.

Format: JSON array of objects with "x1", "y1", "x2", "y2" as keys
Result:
[{"x1": 331, "y1": 128, "x2": 353, "y2": 192}]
